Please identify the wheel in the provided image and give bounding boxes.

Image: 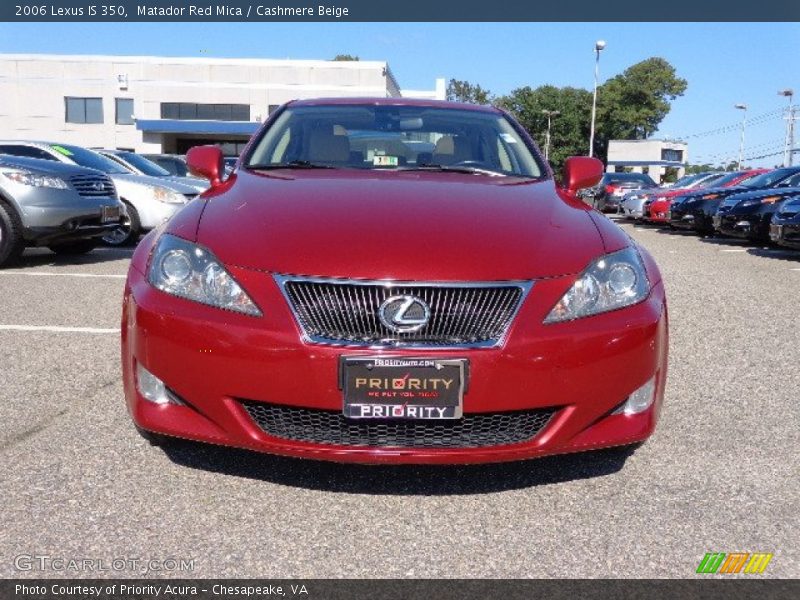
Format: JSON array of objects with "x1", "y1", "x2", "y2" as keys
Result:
[
  {"x1": 102, "y1": 201, "x2": 140, "y2": 247},
  {"x1": 0, "y1": 201, "x2": 25, "y2": 267},
  {"x1": 48, "y1": 239, "x2": 99, "y2": 255}
]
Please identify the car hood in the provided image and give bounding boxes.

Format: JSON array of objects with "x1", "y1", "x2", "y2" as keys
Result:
[
  {"x1": 0, "y1": 155, "x2": 104, "y2": 178},
  {"x1": 723, "y1": 186, "x2": 800, "y2": 205},
  {"x1": 192, "y1": 170, "x2": 606, "y2": 280},
  {"x1": 109, "y1": 172, "x2": 200, "y2": 194},
  {"x1": 682, "y1": 185, "x2": 747, "y2": 200}
]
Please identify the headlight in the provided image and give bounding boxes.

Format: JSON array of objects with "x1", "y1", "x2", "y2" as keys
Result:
[
  {"x1": 147, "y1": 234, "x2": 261, "y2": 316},
  {"x1": 2, "y1": 170, "x2": 68, "y2": 189},
  {"x1": 152, "y1": 186, "x2": 187, "y2": 204},
  {"x1": 544, "y1": 247, "x2": 650, "y2": 324}
]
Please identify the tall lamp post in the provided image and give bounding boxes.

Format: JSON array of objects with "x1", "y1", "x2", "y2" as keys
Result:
[
  {"x1": 779, "y1": 89, "x2": 794, "y2": 166},
  {"x1": 589, "y1": 39, "x2": 606, "y2": 158},
  {"x1": 734, "y1": 103, "x2": 748, "y2": 169},
  {"x1": 542, "y1": 109, "x2": 560, "y2": 160}
]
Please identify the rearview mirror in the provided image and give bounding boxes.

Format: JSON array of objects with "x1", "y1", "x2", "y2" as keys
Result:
[
  {"x1": 562, "y1": 156, "x2": 604, "y2": 196},
  {"x1": 186, "y1": 145, "x2": 225, "y2": 187}
]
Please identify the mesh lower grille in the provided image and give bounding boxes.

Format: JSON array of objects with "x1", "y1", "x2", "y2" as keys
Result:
[
  {"x1": 279, "y1": 277, "x2": 528, "y2": 347},
  {"x1": 241, "y1": 401, "x2": 555, "y2": 449}
]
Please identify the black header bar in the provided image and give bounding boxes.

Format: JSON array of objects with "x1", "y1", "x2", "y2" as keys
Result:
[{"x1": 3, "y1": 0, "x2": 800, "y2": 22}]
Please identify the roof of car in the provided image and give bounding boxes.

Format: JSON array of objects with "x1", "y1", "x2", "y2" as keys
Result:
[{"x1": 287, "y1": 97, "x2": 501, "y2": 113}]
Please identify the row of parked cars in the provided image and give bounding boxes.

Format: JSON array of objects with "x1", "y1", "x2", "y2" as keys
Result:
[
  {"x1": 587, "y1": 167, "x2": 800, "y2": 251},
  {"x1": 0, "y1": 142, "x2": 214, "y2": 266}
]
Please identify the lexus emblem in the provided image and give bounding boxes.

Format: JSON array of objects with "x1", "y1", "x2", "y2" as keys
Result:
[{"x1": 378, "y1": 295, "x2": 430, "y2": 333}]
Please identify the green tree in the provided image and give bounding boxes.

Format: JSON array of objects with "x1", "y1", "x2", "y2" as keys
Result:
[
  {"x1": 497, "y1": 85, "x2": 593, "y2": 173},
  {"x1": 594, "y1": 57, "x2": 687, "y2": 159},
  {"x1": 446, "y1": 79, "x2": 493, "y2": 105},
  {"x1": 332, "y1": 54, "x2": 359, "y2": 61}
]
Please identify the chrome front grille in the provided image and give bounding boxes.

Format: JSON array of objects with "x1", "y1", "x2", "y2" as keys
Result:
[
  {"x1": 277, "y1": 276, "x2": 531, "y2": 348},
  {"x1": 70, "y1": 175, "x2": 116, "y2": 198}
]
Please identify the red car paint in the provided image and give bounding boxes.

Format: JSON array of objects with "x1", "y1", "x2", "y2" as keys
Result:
[
  {"x1": 646, "y1": 169, "x2": 769, "y2": 223},
  {"x1": 122, "y1": 98, "x2": 668, "y2": 464}
]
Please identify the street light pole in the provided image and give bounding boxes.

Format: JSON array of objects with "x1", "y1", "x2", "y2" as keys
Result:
[
  {"x1": 734, "y1": 103, "x2": 747, "y2": 170},
  {"x1": 589, "y1": 40, "x2": 606, "y2": 158},
  {"x1": 542, "y1": 109, "x2": 560, "y2": 160},
  {"x1": 779, "y1": 89, "x2": 794, "y2": 167}
]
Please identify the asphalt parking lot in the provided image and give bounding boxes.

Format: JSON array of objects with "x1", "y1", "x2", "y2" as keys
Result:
[{"x1": 0, "y1": 220, "x2": 798, "y2": 579}]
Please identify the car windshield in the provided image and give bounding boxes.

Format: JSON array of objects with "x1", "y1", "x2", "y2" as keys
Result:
[
  {"x1": 741, "y1": 168, "x2": 798, "y2": 189},
  {"x1": 671, "y1": 174, "x2": 705, "y2": 188},
  {"x1": 709, "y1": 172, "x2": 747, "y2": 187},
  {"x1": 117, "y1": 152, "x2": 171, "y2": 177},
  {"x1": 605, "y1": 173, "x2": 656, "y2": 187},
  {"x1": 50, "y1": 144, "x2": 129, "y2": 174},
  {"x1": 245, "y1": 104, "x2": 544, "y2": 178}
]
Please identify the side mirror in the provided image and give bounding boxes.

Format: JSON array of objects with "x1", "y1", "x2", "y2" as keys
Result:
[
  {"x1": 562, "y1": 156, "x2": 604, "y2": 196},
  {"x1": 186, "y1": 145, "x2": 225, "y2": 187}
]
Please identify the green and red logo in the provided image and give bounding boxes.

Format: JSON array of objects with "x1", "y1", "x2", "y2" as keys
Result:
[{"x1": 696, "y1": 552, "x2": 773, "y2": 574}]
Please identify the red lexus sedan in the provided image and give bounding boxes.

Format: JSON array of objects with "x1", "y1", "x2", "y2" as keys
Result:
[{"x1": 122, "y1": 98, "x2": 668, "y2": 464}]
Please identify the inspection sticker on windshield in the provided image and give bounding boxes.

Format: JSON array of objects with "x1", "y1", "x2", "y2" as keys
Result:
[
  {"x1": 51, "y1": 145, "x2": 73, "y2": 156},
  {"x1": 373, "y1": 155, "x2": 399, "y2": 167}
]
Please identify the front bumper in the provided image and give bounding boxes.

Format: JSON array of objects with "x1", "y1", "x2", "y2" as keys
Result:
[
  {"x1": 770, "y1": 219, "x2": 800, "y2": 249},
  {"x1": 122, "y1": 264, "x2": 668, "y2": 464},
  {"x1": 715, "y1": 211, "x2": 773, "y2": 242}
]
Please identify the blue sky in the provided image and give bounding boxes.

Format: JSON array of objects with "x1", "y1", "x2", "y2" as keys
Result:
[{"x1": 1, "y1": 22, "x2": 798, "y2": 167}]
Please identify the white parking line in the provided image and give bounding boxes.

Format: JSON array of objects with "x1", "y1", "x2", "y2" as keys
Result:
[
  {"x1": 720, "y1": 248, "x2": 747, "y2": 252},
  {"x1": 0, "y1": 325, "x2": 118, "y2": 334},
  {"x1": 0, "y1": 272, "x2": 126, "y2": 279}
]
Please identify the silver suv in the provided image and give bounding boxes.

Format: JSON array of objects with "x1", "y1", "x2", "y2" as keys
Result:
[{"x1": 0, "y1": 155, "x2": 123, "y2": 266}]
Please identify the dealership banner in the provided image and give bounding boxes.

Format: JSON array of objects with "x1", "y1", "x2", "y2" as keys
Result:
[
  {"x1": 2, "y1": 0, "x2": 800, "y2": 21},
  {"x1": 3, "y1": 580, "x2": 800, "y2": 599}
]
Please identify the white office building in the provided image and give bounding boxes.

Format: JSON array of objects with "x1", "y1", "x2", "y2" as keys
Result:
[
  {"x1": 0, "y1": 53, "x2": 445, "y2": 155},
  {"x1": 606, "y1": 139, "x2": 688, "y2": 182}
]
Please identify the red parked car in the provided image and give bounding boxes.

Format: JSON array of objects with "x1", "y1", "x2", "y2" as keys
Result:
[
  {"x1": 644, "y1": 170, "x2": 764, "y2": 224},
  {"x1": 122, "y1": 98, "x2": 668, "y2": 464}
]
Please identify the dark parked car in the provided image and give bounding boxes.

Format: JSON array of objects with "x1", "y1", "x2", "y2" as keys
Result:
[
  {"x1": 0, "y1": 154, "x2": 122, "y2": 265},
  {"x1": 667, "y1": 169, "x2": 769, "y2": 234},
  {"x1": 142, "y1": 154, "x2": 192, "y2": 177},
  {"x1": 769, "y1": 195, "x2": 800, "y2": 250},
  {"x1": 585, "y1": 172, "x2": 658, "y2": 212},
  {"x1": 713, "y1": 171, "x2": 800, "y2": 242}
]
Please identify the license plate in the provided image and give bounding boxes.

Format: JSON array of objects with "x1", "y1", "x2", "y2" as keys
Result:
[
  {"x1": 713, "y1": 215, "x2": 722, "y2": 228},
  {"x1": 102, "y1": 206, "x2": 121, "y2": 223},
  {"x1": 341, "y1": 357, "x2": 466, "y2": 419},
  {"x1": 770, "y1": 224, "x2": 783, "y2": 240}
]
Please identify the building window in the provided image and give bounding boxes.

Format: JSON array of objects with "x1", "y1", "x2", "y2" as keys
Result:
[
  {"x1": 268, "y1": 104, "x2": 280, "y2": 116},
  {"x1": 661, "y1": 148, "x2": 683, "y2": 162},
  {"x1": 115, "y1": 98, "x2": 134, "y2": 125},
  {"x1": 65, "y1": 97, "x2": 103, "y2": 124},
  {"x1": 160, "y1": 103, "x2": 250, "y2": 121}
]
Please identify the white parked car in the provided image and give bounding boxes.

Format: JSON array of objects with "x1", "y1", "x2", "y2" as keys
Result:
[
  {"x1": 96, "y1": 149, "x2": 207, "y2": 193},
  {"x1": 0, "y1": 141, "x2": 201, "y2": 246}
]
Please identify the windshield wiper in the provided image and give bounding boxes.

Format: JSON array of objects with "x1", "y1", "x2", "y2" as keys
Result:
[
  {"x1": 397, "y1": 164, "x2": 508, "y2": 177},
  {"x1": 246, "y1": 160, "x2": 337, "y2": 170}
]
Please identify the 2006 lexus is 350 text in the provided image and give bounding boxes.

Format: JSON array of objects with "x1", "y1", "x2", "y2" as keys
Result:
[{"x1": 121, "y1": 98, "x2": 669, "y2": 464}]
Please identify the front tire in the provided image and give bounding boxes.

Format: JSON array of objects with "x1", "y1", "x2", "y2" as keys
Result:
[
  {"x1": 0, "y1": 201, "x2": 25, "y2": 267},
  {"x1": 49, "y1": 239, "x2": 98, "y2": 255},
  {"x1": 102, "y1": 201, "x2": 140, "y2": 247}
]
